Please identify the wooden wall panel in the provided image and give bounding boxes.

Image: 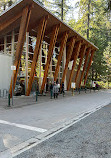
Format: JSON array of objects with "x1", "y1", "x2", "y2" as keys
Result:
[
  {"x1": 0, "y1": 12, "x2": 22, "y2": 32},
  {"x1": 84, "y1": 49, "x2": 95, "y2": 85},
  {"x1": 74, "y1": 44, "x2": 87, "y2": 84},
  {"x1": 78, "y1": 48, "x2": 91, "y2": 88},
  {"x1": 67, "y1": 41, "x2": 82, "y2": 91},
  {"x1": 60, "y1": 37, "x2": 76, "y2": 88},
  {"x1": 9, "y1": 7, "x2": 31, "y2": 97},
  {"x1": 26, "y1": 16, "x2": 48, "y2": 96},
  {"x1": 54, "y1": 31, "x2": 68, "y2": 81},
  {"x1": 40, "y1": 24, "x2": 60, "y2": 93}
]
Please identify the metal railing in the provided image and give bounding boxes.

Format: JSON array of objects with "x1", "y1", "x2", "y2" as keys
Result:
[{"x1": 0, "y1": 89, "x2": 8, "y2": 98}]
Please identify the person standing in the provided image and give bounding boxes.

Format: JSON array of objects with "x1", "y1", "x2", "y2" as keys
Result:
[
  {"x1": 56, "y1": 83, "x2": 59, "y2": 98},
  {"x1": 53, "y1": 82, "x2": 56, "y2": 99},
  {"x1": 36, "y1": 81, "x2": 39, "y2": 94},
  {"x1": 50, "y1": 82, "x2": 53, "y2": 99},
  {"x1": 61, "y1": 82, "x2": 65, "y2": 96}
]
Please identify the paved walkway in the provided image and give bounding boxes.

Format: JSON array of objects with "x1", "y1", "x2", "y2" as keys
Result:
[
  {"x1": 0, "y1": 90, "x2": 90, "y2": 109},
  {"x1": 0, "y1": 89, "x2": 110, "y2": 157},
  {"x1": 0, "y1": 91, "x2": 75, "y2": 108},
  {"x1": 18, "y1": 103, "x2": 111, "y2": 158}
]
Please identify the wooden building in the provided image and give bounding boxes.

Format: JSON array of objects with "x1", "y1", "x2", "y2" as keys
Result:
[{"x1": 0, "y1": 0, "x2": 98, "y2": 96}]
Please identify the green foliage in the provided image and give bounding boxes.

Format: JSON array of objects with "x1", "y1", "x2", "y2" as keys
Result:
[
  {"x1": 49, "y1": 0, "x2": 72, "y2": 21},
  {"x1": 103, "y1": 42, "x2": 111, "y2": 81},
  {"x1": 0, "y1": 0, "x2": 44, "y2": 13},
  {"x1": 0, "y1": 0, "x2": 110, "y2": 87},
  {"x1": 68, "y1": 0, "x2": 111, "y2": 84},
  {"x1": 0, "y1": 0, "x2": 16, "y2": 12}
]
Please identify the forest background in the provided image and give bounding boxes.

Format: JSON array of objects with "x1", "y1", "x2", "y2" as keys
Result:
[{"x1": 0, "y1": 0, "x2": 111, "y2": 88}]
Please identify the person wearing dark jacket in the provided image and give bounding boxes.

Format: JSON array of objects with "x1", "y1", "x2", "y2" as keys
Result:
[
  {"x1": 61, "y1": 82, "x2": 65, "y2": 96},
  {"x1": 50, "y1": 82, "x2": 53, "y2": 99}
]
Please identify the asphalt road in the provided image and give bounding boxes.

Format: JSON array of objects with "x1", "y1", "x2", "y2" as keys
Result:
[
  {"x1": 17, "y1": 103, "x2": 111, "y2": 158},
  {"x1": 0, "y1": 90, "x2": 111, "y2": 157}
]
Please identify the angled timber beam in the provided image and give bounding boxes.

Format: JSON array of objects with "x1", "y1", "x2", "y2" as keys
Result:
[
  {"x1": 40, "y1": 24, "x2": 60, "y2": 93},
  {"x1": 28, "y1": 14, "x2": 45, "y2": 32},
  {"x1": 84, "y1": 49, "x2": 95, "y2": 85},
  {"x1": 45, "y1": 27, "x2": 54, "y2": 36},
  {"x1": 78, "y1": 48, "x2": 91, "y2": 88},
  {"x1": 54, "y1": 31, "x2": 69, "y2": 81},
  {"x1": 74, "y1": 44, "x2": 87, "y2": 84},
  {"x1": 28, "y1": 19, "x2": 40, "y2": 32},
  {"x1": 0, "y1": 12, "x2": 22, "y2": 32},
  {"x1": 9, "y1": 6, "x2": 32, "y2": 97},
  {"x1": 60, "y1": 37, "x2": 76, "y2": 89},
  {"x1": 66, "y1": 36, "x2": 78, "y2": 46},
  {"x1": 67, "y1": 41, "x2": 82, "y2": 91},
  {"x1": 26, "y1": 16, "x2": 49, "y2": 96}
]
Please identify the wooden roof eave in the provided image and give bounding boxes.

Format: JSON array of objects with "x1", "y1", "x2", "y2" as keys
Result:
[{"x1": 0, "y1": 0, "x2": 98, "y2": 50}]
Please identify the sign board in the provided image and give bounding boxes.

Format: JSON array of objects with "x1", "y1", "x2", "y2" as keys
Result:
[
  {"x1": 11, "y1": 65, "x2": 16, "y2": 70},
  {"x1": 71, "y1": 82, "x2": 75, "y2": 89},
  {"x1": 68, "y1": 61, "x2": 73, "y2": 70}
]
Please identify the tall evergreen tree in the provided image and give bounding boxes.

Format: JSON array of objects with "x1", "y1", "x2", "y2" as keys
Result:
[
  {"x1": 0, "y1": 0, "x2": 44, "y2": 13},
  {"x1": 68, "y1": 0, "x2": 110, "y2": 81},
  {"x1": 49, "y1": 0, "x2": 71, "y2": 21},
  {"x1": 0, "y1": 0, "x2": 14, "y2": 12}
]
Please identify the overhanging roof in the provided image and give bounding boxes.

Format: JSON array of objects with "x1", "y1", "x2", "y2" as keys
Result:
[{"x1": 0, "y1": 0, "x2": 98, "y2": 50}]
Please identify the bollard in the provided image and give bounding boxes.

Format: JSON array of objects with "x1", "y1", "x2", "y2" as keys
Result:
[
  {"x1": 90, "y1": 88, "x2": 91, "y2": 93},
  {"x1": 85, "y1": 87, "x2": 87, "y2": 93},
  {"x1": 8, "y1": 93, "x2": 11, "y2": 107},
  {"x1": 36, "y1": 91, "x2": 38, "y2": 102},
  {"x1": 79, "y1": 88, "x2": 80, "y2": 94}
]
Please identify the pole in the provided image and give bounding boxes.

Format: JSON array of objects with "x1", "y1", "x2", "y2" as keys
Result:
[
  {"x1": 85, "y1": 86, "x2": 87, "y2": 93},
  {"x1": 11, "y1": 30, "x2": 14, "y2": 106},
  {"x1": 8, "y1": 93, "x2": 11, "y2": 107},
  {"x1": 61, "y1": 0, "x2": 63, "y2": 21},
  {"x1": 79, "y1": 88, "x2": 80, "y2": 94},
  {"x1": 12, "y1": 71, "x2": 13, "y2": 106}
]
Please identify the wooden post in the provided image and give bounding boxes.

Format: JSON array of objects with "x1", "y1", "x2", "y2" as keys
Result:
[
  {"x1": 78, "y1": 48, "x2": 91, "y2": 88},
  {"x1": 54, "y1": 31, "x2": 69, "y2": 81},
  {"x1": 60, "y1": 37, "x2": 76, "y2": 89},
  {"x1": 63, "y1": 45, "x2": 66, "y2": 90},
  {"x1": 25, "y1": 32, "x2": 29, "y2": 93},
  {"x1": 26, "y1": 16, "x2": 49, "y2": 96},
  {"x1": 11, "y1": 31, "x2": 15, "y2": 59},
  {"x1": 74, "y1": 44, "x2": 87, "y2": 83},
  {"x1": 4, "y1": 36, "x2": 6, "y2": 54},
  {"x1": 39, "y1": 49, "x2": 42, "y2": 90},
  {"x1": 67, "y1": 41, "x2": 82, "y2": 91},
  {"x1": 9, "y1": 6, "x2": 32, "y2": 97},
  {"x1": 11, "y1": 30, "x2": 15, "y2": 72},
  {"x1": 84, "y1": 49, "x2": 95, "y2": 85},
  {"x1": 40, "y1": 24, "x2": 60, "y2": 93}
]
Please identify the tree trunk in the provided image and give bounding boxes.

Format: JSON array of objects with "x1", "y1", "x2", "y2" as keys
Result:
[
  {"x1": 95, "y1": 71, "x2": 97, "y2": 81},
  {"x1": 92, "y1": 66, "x2": 94, "y2": 81},
  {"x1": 8, "y1": 0, "x2": 13, "y2": 7},
  {"x1": 61, "y1": 0, "x2": 64, "y2": 20},
  {"x1": 3, "y1": 3, "x2": 6, "y2": 10},
  {"x1": 87, "y1": 0, "x2": 90, "y2": 39}
]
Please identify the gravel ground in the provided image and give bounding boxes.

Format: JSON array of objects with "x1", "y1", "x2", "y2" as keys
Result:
[{"x1": 15, "y1": 103, "x2": 111, "y2": 158}]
